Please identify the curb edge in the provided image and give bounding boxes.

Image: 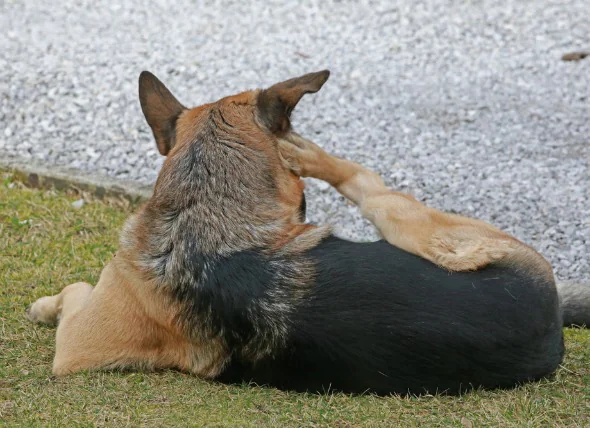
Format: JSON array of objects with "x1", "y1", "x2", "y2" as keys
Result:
[{"x1": 0, "y1": 154, "x2": 153, "y2": 203}]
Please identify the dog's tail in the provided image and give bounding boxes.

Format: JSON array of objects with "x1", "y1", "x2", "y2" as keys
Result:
[{"x1": 557, "y1": 282, "x2": 590, "y2": 327}]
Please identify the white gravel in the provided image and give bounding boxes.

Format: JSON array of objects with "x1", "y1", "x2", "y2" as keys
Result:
[{"x1": 1, "y1": 0, "x2": 589, "y2": 283}]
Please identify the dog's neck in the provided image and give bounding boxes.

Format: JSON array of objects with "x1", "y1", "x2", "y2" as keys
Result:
[{"x1": 118, "y1": 139, "x2": 325, "y2": 282}]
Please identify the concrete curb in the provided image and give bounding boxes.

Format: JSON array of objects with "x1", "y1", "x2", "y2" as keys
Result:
[{"x1": 0, "y1": 154, "x2": 153, "y2": 203}]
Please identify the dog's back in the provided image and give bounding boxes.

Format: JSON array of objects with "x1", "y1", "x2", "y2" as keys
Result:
[{"x1": 219, "y1": 236, "x2": 564, "y2": 395}]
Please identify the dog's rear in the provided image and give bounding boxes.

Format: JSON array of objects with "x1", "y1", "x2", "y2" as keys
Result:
[{"x1": 217, "y1": 237, "x2": 564, "y2": 395}]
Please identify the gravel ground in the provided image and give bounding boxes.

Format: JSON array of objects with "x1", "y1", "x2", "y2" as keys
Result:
[{"x1": 1, "y1": 0, "x2": 589, "y2": 283}]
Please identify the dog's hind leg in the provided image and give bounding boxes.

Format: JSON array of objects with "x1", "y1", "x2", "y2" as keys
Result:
[
  {"x1": 27, "y1": 282, "x2": 94, "y2": 326},
  {"x1": 27, "y1": 260, "x2": 225, "y2": 377},
  {"x1": 279, "y1": 133, "x2": 523, "y2": 271}
]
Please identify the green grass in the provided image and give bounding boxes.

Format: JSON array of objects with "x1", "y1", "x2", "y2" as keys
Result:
[{"x1": 1, "y1": 172, "x2": 589, "y2": 427}]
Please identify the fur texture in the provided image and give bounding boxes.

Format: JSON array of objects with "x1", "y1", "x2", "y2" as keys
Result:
[{"x1": 218, "y1": 236, "x2": 564, "y2": 395}]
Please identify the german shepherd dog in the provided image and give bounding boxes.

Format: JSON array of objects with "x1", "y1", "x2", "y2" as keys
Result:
[{"x1": 27, "y1": 70, "x2": 590, "y2": 395}]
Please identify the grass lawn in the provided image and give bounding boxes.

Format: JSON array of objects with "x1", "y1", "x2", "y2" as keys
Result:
[{"x1": 1, "y1": 172, "x2": 589, "y2": 427}]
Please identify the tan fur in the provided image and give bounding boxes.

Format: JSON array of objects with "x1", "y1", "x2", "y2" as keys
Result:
[
  {"x1": 27, "y1": 254, "x2": 228, "y2": 376},
  {"x1": 278, "y1": 132, "x2": 553, "y2": 277}
]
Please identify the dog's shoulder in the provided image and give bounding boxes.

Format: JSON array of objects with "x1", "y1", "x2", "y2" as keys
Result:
[{"x1": 170, "y1": 242, "x2": 312, "y2": 359}]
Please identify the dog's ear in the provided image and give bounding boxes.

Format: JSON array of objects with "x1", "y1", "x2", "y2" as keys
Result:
[
  {"x1": 257, "y1": 70, "x2": 330, "y2": 134},
  {"x1": 139, "y1": 71, "x2": 187, "y2": 156}
]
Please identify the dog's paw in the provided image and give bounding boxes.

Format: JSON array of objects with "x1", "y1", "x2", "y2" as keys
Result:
[
  {"x1": 426, "y1": 235, "x2": 516, "y2": 272},
  {"x1": 26, "y1": 295, "x2": 61, "y2": 325},
  {"x1": 278, "y1": 139, "x2": 304, "y2": 175},
  {"x1": 278, "y1": 133, "x2": 329, "y2": 178}
]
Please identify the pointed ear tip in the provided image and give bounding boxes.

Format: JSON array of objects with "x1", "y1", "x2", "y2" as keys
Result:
[
  {"x1": 312, "y1": 70, "x2": 330, "y2": 88},
  {"x1": 138, "y1": 70, "x2": 158, "y2": 86}
]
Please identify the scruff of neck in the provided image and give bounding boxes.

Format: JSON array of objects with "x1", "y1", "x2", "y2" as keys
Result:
[{"x1": 119, "y1": 136, "x2": 314, "y2": 284}]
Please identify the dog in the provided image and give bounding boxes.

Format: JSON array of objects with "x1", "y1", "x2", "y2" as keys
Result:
[{"x1": 27, "y1": 70, "x2": 590, "y2": 395}]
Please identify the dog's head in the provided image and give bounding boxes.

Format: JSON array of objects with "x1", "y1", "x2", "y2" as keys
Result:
[{"x1": 136, "y1": 70, "x2": 330, "y2": 254}]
